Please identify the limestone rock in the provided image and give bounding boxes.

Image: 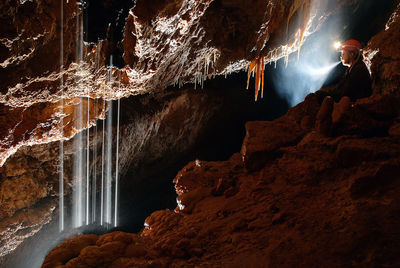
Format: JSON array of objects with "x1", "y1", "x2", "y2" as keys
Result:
[{"x1": 365, "y1": 2, "x2": 400, "y2": 94}]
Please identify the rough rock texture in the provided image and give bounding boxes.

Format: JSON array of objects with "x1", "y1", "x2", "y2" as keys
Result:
[
  {"x1": 115, "y1": 89, "x2": 223, "y2": 177},
  {"x1": 0, "y1": 0, "x2": 76, "y2": 101},
  {"x1": 364, "y1": 2, "x2": 400, "y2": 95},
  {"x1": 0, "y1": 142, "x2": 60, "y2": 258},
  {"x1": 0, "y1": 97, "x2": 107, "y2": 167},
  {"x1": 42, "y1": 92, "x2": 400, "y2": 267},
  {"x1": 0, "y1": 0, "x2": 361, "y2": 165},
  {"x1": 42, "y1": 7, "x2": 400, "y2": 266},
  {"x1": 0, "y1": 86, "x2": 246, "y2": 262}
]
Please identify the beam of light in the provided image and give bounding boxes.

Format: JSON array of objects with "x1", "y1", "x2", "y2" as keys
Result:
[
  {"x1": 271, "y1": 7, "x2": 342, "y2": 107},
  {"x1": 305, "y1": 61, "x2": 340, "y2": 76}
]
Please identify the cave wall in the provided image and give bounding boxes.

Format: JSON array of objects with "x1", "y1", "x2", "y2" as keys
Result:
[
  {"x1": 0, "y1": 87, "x2": 223, "y2": 261},
  {"x1": 42, "y1": 5, "x2": 400, "y2": 265},
  {"x1": 0, "y1": 0, "x2": 365, "y2": 167},
  {"x1": 1, "y1": 79, "x2": 286, "y2": 264},
  {"x1": 365, "y1": 2, "x2": 400, "y2": 94},
  {"x1": 0, "y1": 0, "x2": 399, "y2": 266}
]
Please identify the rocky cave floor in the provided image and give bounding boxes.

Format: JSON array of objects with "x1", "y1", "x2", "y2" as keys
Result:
[
  {"x1": 42, "y1": 92, "x2": 400, "y2": 267},
  {"x1": 1, "y1": 0, "x2": 400, "y2": 267}
]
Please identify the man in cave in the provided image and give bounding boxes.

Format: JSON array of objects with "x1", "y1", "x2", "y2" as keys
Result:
[{"x1": 316, "y1": 39, "x2": 373, "y2": 103}]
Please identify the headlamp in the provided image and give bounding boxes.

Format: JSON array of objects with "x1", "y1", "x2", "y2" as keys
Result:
[{"x1": 333, "y1": 41, "x2": 342, "y2": 51}]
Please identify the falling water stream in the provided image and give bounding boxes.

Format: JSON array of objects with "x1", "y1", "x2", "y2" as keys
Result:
[
  {"x1": 105, "y1": 57, "x2": 114, "y2": 225},
  {"x1": 72, "y1": 7, "x2": 84, "y2": 228},
  {"x1": 59, "y1": 1, "x2": 121, "y2": 232}
]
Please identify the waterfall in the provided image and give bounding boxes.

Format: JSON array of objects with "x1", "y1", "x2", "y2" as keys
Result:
[
  {"x1": 63, "y1": 2, "x2": 120, "y2": 231},
  {"x1": 114, "y1": 97, "x2": 120, "y2": 227},
  {"x1": 72, "y1": 6, "x2": 85, "y2": 229},
  {"x1": 86, "y1": 94, "x2": 90, "y2": 224},
  {"x1": 92, "y1": 100, "x2": 97, "y2": 224},
  {"x1": 104, "y1": 55, "x2": 114, "y2": 226},
  {"x1": 100, "y1": 98, "x2": 106, "y2": 226},
  {"x1": 105, "y1": 100, "x2": 113, "y2": 225}
]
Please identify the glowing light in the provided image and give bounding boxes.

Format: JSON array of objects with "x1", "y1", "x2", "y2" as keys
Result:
[
  {"x1": 333, "y1": 41, "x2": 342, "y2": 50},
  {"x1": 306, "y1": 61, "x2": 341, "y2": 76}
]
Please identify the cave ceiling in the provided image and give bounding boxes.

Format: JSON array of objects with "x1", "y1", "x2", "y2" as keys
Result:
[{"x1": 0, "y1": 0, "x2": 392, "y2": 165}]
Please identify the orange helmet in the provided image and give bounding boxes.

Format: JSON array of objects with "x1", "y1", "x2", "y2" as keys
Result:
[{"x1": 341, "y1": 39, "x2": 362, "y2": 51}]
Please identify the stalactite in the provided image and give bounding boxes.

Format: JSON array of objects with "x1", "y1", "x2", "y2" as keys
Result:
[
  {"x1": 285, "y1": 0, "x2": 312, "y2": 62},
  {"x1": 246, "y1": 57, "x2": 266, "y2": 101}
]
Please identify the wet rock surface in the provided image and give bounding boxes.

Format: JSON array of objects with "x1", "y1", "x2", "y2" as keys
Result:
[
  {"x1": 1, "y1": 0, "x2": 400, "y2": 266},
  {"x1": 365, "y1": 2, "x2": 400, "y2": 94},
  {"x1": 0, "y1": 0, "x2": 363, "y2": 165},
  {"x1": 0, "y1": 80, "x2": 287, "y2": 265},
  {"x1": 41, "y1": 10, "x2": 400, "y2": 263},
  {"x1": 42, "y1": 90, "x2": 400, "y2": 267}
]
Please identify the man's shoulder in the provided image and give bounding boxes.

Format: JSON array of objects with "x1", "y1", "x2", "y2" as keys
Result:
[
  {"x1": 350, "y1": 59, "x2": 370, "y2": 77},
  {"x1": 353, "y1": 59, "x2": 369, "y2": 71}
]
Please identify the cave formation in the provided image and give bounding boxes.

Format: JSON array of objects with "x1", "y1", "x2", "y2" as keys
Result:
[{"x1": 1, "y1": 0, "x2": 400, "y2": 267}]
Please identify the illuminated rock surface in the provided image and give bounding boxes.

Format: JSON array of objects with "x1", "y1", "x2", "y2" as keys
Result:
[
  {"x1": 0, "y1": 0, "x2": 362, "y2": 166},
  {"x1": 0, "y1": 0, "x2": 399, "y2": 266},
  {"x1": 42, "y1": 4, "x2": 400, "y2": 266},
  {"x1": 42, "y1": 92, "x2": 400, "y2": 267}
]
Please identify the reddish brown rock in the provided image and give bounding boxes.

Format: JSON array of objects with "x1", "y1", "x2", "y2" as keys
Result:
[
  {"x1": 43, "y1": 86, "x2": 400, "y2": 267},
  {"x1": 3, "y1": 0, "x2": 400, "y2": 267},
  {"x1": 0, "y1": 198, "x2": 57, "y2": 259},
  {"x1": 365, "y1": 2, "x2": 400, "y2": 94},
  {"x1": 41, "y1": 234, "x2": 98, "y2": 268},
  {"x1": 389, "y1": 120, "x2": 400, "y2": 136},
  {"x1": 315, "y1": 96, "x2": 333, "y2": 136},
  {"x1": 241, "y1": 118, "x2": 306, "y2": 171},
  {"x1": 0, "y1": 0, "x2": 358, "y2": 166}
]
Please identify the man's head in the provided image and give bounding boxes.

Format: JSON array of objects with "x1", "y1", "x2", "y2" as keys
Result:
[{"x1": 341, "y1": 39, "x2": 361, "y2": 67}]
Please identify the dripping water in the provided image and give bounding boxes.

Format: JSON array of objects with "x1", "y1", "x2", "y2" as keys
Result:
[
  {"x1": 86, "y1": 81, "x2": 90, "y2": 225},
  {"x1": 105, "y1": 99, "x2": 113, "y2": 225},
  {"x1": 64, "y1": 0, "x2": 121, "y2": 231},
  {"x1": 104, "y1": 56, "x2": 114, "y2": 225},
  {"x1": 92, "y1": 100, "x2": 97, "y2": 224},
  {"x1": 72, "y1": 7, "x2": 84, "y2": 228},
  {"x1": 100, "y1": 82, "x2": 106, "y2": 226},
  {"x1": 114, "y1": 78, "x2": 121, "y2": 227}
]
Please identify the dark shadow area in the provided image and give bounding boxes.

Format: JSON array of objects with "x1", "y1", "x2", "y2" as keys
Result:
[
  {"x1": 115, "y1": 1, "x2": 399, "y2": 233},
  {"x1": 84, "y1": 0, "x2": 135, "y2": 43},
  {"x1": 117, "y1": 70, "x2": 289, "y2": 233},
  {"x1": 341, "y1": 0, "x2": 399, "y2": 45},
  {"x1": 83, "y1": 0, "x2": 135, "y2": 67}
]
